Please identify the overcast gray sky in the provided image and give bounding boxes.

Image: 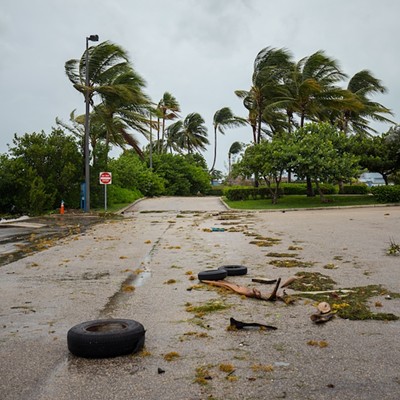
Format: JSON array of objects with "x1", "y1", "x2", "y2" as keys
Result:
[{"x1": 1, "y1": 0, "x2": 399, "y2": 172}]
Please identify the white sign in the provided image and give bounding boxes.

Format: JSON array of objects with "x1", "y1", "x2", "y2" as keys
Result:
[{"x1": 99, "y1": 172, "x2": 112, "y2": 185}]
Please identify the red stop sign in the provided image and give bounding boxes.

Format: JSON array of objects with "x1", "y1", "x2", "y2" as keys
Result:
[{"x1": 99, "y1": 171, "x2": 112, "y2": 185}]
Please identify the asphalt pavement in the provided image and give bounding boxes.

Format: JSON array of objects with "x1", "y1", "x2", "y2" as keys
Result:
[{"x1": 1, "y1": 198, "x2": 399, "y2": 400}]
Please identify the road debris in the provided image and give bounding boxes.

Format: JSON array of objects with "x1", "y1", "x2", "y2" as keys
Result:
[{"x1": 229, "y1": 317, "x2": 277, "y2": 331}]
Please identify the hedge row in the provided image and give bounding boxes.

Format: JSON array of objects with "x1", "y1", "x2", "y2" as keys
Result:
[
  {"x1": 281, "y1": 183, "x2": 338, "y2": 195},
  {"x1": 341, "y1": 184, "x2": 369, "y2": 194},
  {"x1": 371, "y1": 185, "x2": 400, "y2": 203},
  {"x1": 223, "y1": 186, "x2": 283, "y2": 201}
]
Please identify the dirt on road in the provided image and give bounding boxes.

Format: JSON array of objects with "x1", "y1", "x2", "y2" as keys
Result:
[{"x1": 1, "y1": 197, "x2": 399, "y2": 400}]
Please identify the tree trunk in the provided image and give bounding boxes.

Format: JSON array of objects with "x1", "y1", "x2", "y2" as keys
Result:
[
  {"x1": 306, "y1": 176, "x2": 314, "y2": 197},
  {"x1": 210, "y1": 126, "x2": 217, "y2": 172}
]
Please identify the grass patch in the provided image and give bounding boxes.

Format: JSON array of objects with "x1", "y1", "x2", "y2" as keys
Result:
[{"x1": 225, "y1": 194, "x2": 378, "y2": 210}]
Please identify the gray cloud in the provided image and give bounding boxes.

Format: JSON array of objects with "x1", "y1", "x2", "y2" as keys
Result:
[{"x1": 1, "y1": 0, "x2": 398, "y2": 172}]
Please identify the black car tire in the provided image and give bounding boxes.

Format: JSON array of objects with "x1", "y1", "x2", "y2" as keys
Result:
[
  {"x1": 198, "y1": 269, "x2": 227, "y2": 281},
  {"x1": 67, "y1": 319, "x2": 145, "y2": 358},
  {"x1": 218, "y1": 265, "x2": 248, "y2": 276}
]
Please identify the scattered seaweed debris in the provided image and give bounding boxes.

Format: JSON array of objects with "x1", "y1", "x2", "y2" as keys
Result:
[
  {"x1": 269, "y1": 260, "x2": 314, "y2": 268},
  {"x1": 185, "y1": 299, "x2": 230, "y2": 317},
  {"x1": 290, "y1": 273, "x2": 399, "y2": 321}
]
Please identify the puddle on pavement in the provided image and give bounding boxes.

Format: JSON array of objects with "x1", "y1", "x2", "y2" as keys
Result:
[
  {"x1": 134, "y1": 270, "x2": 152, "y2": 287},
  {"x1": 100, "y1": 270, "x2": 152, "y2": 317}
]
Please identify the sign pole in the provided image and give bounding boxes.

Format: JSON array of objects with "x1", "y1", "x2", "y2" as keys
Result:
[
  {"x1": 99, "y1": 171, "x2": 112, "y2": 212},
  {"x1": 104, "y1": 184, "x2": 107, "y2": 211}
]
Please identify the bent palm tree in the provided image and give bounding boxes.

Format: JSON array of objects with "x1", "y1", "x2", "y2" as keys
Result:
[
  {"x1": 236, "y1": 47, "x2": 292, "y2": 143},
  {"x1": 210, "y1": 107, "x2": 246, "y2": 172},
  {"x1": 337, "y1": 70, "x2": 393, "y2": 135},
  {"x1": 157, "y1": 92, "x2": 181, "y2": 153},
  {"x1": 65, "y1": 41, "x2": 152, "y2": 159},
  {"x1": 169, "y1": 113, "x2": 209, "y2": 154},
  {"x1": 228, "y1": 141, "x2": 243, "y2": 177}
]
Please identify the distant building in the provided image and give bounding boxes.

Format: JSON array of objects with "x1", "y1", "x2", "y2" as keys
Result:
[{"x1": 359, "y1": 172, "x2": 385, "y2": 187}]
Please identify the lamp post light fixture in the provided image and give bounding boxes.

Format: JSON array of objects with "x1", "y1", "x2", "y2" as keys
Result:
[{"x1": 83, "y1": 34, "x2": 99, "y2": 212}]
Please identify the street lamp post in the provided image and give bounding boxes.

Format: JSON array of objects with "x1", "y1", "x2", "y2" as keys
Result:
[{"x1": 84, "y1": 34, "x2": 99, "y2": 212}]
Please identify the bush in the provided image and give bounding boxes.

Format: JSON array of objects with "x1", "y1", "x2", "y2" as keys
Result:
[
  {"x1": 342, "y1": 184, "x2": 369, "y2": 194},
  {"x1": 109, "y1": 152, "x2": 165, "y2": 197},
  {"x1": 281, "y1": 183, "x2": 307, "y2": 195},
  {"x1": 371, "y1": 185, "x2": 400, "y2": 203},
  {"x1": 152, "y1": 154, "x2": 211, "y2": 196},
  {"x1": 29, "y1": 176, "x2": 56, "y2": 215},
  {"x1": 107, "y1": 185, "x2": 143, "y2": 205},
  {"x1": 316, "y1": 183, "x2": 338, "y2": 195},
  {"x1": 205, "y1": 186, "x2": 225, "y2": 196},
  {"x1": 223, "y1": 186, "x2": 283, "y2": 201}
]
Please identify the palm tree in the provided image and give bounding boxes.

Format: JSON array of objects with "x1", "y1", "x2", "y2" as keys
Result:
[
  {"x1": 157, "y1": 92, "x2": 181, "y2": 153},
  {"x1": 65, "y1": 41, "x2": 152, "y2": 160},
  {"x1": 228, "y1": 141, "x2": 243, "y2": 177},
  {"x1": 273, "y1": 51, "x2": 350, "y2": 194},
  {"x1": 56, "y1": 110, "x2": 106, "y2": 167},
  {"x1": 336, "y1": 70, "x2": 393, "y2": 135},
  {"x1": 236, "y1": 47, "x2": 292, "y2": 143},
  {"x1": 210, "y1": 107, "x2": 246, "y2": 172},
  {"x1": 275, "y1": 50, "x2": 349, "y2": 130},
  {"x1": 169, "y1": 113, "x2": 209, "y2": 154}
]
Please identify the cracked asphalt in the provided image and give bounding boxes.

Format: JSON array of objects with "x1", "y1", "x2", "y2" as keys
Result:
[{"x1": 1, "y1": 197, "x2": 399, "y2": 400}]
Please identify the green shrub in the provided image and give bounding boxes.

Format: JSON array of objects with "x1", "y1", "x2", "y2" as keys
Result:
[
  {"x1": 342, "y1": 184, "x2": 369, "y2": 194},
  {"x1": 316, "y1": 183, "x2": 338, "y2": 194},
  {"x1": 281, "y1": 183, "x2": 337, "y2": 195},
  {"x1": 281, "y1": 183, "x2": 307, "y2": 195},
  {"x1": 152, "y1": 154, "x2": 211, "y2": 196},
  {"x1": 223, "y1": 186, "x2": 282, "y2": 201},
  {"x1": 107, "y1": 185, "x2": 143, "y2": 205},
  {"x1": 206, "y1": 186, "x2": 225, "y2": 196},
  {"x1": 371, "y1": 185, "x2": 400, "y2": 203},
  {"x1": 29, "y1": 176, "x2": 55, "y2": 215}
]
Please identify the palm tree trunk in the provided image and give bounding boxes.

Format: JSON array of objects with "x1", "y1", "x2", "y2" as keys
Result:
[
  {"x1": 161, "y1": 116, "x2": 166, "y2": 152},
  {"x1": 300, "y1": 111, "x2": 314, "y2": 197},
  {"x1": 210, "y1": 126, "x2": 217, "y2": 172}
]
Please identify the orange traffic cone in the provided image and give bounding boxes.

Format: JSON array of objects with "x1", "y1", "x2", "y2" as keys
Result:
[{"x1": 60, "y1": 200, "x2": 65, "y2": 215}]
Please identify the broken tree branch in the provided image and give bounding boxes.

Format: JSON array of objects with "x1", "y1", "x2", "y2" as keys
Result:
[{"x1": 201, "y1": 278, "x2": 282, "y2": 302}]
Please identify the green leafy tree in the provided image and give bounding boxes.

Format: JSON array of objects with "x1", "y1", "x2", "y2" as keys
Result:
[
  {"x1": 109, "y1": 151, "x2": 165, "y2": 196},
  {"x1": 350, "y1": 125, "x2": 400, "y2": 184},
  {"x1": 1, "y1": 129, "x2": 81, "y2": 214},
  {"x1": 235, "y1": 136, "x2": 292, "y2": 204},
  {"x1": 291, "y1": 123, "x2": 360, "y2": 201},
  {"x1": 151, "y1": 153, "x2": 211, "y2": 195}
]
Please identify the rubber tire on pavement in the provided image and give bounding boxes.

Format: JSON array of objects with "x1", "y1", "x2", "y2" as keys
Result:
[
  {"x1": 198, "y1": 269, "x2": 227, "y2": 281},
  {"x1": 218, "y1": 265, "x2": 248, "y2": 276},
  {"x1": 67, "y1": 319, "x2": 145, "y2": 358}
]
